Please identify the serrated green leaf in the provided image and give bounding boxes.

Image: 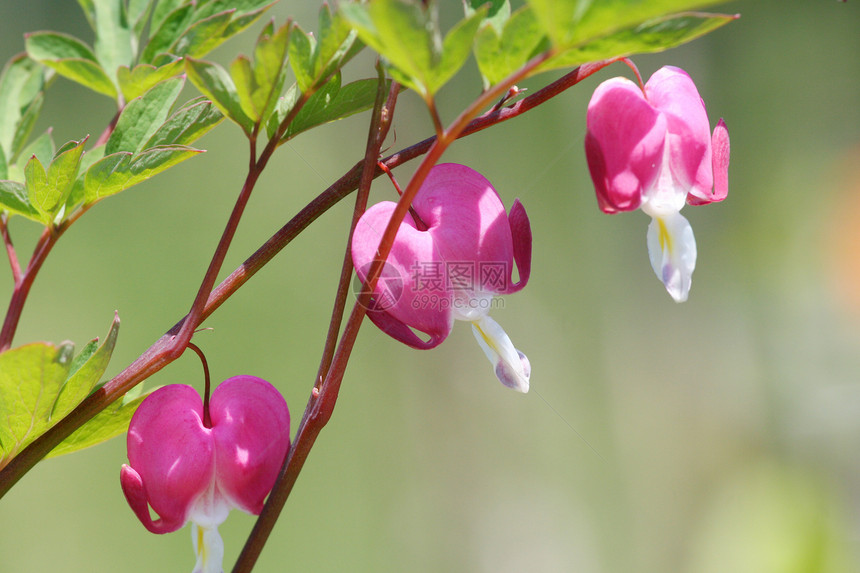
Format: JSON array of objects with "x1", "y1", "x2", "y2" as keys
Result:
[
  {"x1": 0, "y1": 180, "x2": 41, "y2": 221},
  {"x1": 0, "y1": 342, "x2": 75, "y2": 467},
  {"x1": 186, "y1": 57, "x2": 254, "y2": 135},
  {"x1": 25, "y1": 32, "x2": 117, "y2": 98},
  {"x1": 288, "y1": 24, "x2": 315, "y2": 93},
  {"x1": 117, "y1": 58, "x2": 184, "y2": 102},
  {"x1": 284, "y1": 75, "x2": 387, "y2": 141},
  {"x1": 106, "y1": 76, "x2": 184, "y2": 155},
  {"x1": 45, "y1": 137, "x2": 88, "y2": 216},
  {"x1": 341, "y1": 0, "x2": 484, "y2": 98},
  {"x1": 143, "y1": 97, "x2": 224, "y2": 148},
  {"x1": 170, "y1": 9, "x2": 233, "y2": 58},
  {"x1": 83, "y1": 144, "x2": 201, "y2": 203},
  {"x1": 474, "y1": 5, "x2": 546, "y2": 88},
  {"x1": 528, "y1": 0, "x2": 728, "y2": 48},
  {"x1": 50, "y1": 314, "x2": 119, "y2": 422},
  {"x1": 140, "y1": 3, "x2": 195, "y2": 64},
  {"x1": 541, "y1": 11, "x2": 737, "y2": 71},
  {"x1": 0, "y1": 54, "x2": 45, "y2": 159},
  {"x1": 46, "y1": 389, "x2": 151, "y2": 459}
]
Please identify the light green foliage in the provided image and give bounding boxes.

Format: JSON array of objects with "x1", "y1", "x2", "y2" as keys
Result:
[
  {"x1": 0, "y1": 315, "x2": 142, "y2": 466},
  {"x1": 0, "y1": 55, "x2": 46, "y2": 162},
  {"x1": 25, "y1": 32, "x2": 119, "y2": 98},
  {"x1": 288, "y1": 4, "x2": 363, "y2": 94},
  {"x1": 106, "y1": 77, "x2": 185, "y2": 155},
  {"x1": 341, "y1": 0, "x2": 485, "y2": 100},
  {"x1": 232, "y1": 21, "x2": 291, "y2": 123},
  {"x1": 186, "y1": 57, "x2": 256, "y2": 135},
  {"x1": 268, "y1": 73, "x2": 389, "y2": 142},
  {"x1": 541, "y1": 11, "x2": 736, "y2": 71},
  {"x1": 527, "y1": 0, "x2": 727, "y2": 49},
  {"x1": 472, "y1": 3, "x2": 546, "y2": 88},
  {"x1": 117, "y1": 58, "x2": 184, "y2": 102}
]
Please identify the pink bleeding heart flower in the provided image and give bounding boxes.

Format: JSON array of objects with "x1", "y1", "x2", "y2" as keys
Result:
[
  {"x1": 120, "y1": 376, "x2": 290, "y2": 573},
  {"x1": 585, "y1": 65, "x2": 730, "y2": 302},
  {"x1": 352, "y1": 163, "x2": 532, "y2": 392}
]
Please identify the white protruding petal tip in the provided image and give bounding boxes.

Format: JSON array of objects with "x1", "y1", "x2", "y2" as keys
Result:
[
  {"x1": 646, "y1": 212, "x2": 697, "y2": 303},
  {"x1": 471, "y1": 316, "x2": 530, "y2": 393},
  {"x1": 192, "y1": 523, "x2": 225, "y2": 573}
]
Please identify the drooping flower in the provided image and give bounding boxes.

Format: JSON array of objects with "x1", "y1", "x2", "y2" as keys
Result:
[
  {"x1": 351, "y1": 163, "x2": 532, "y2": 392},
  {"x1": 120, "y1": 376, "x2": 290, "y2": 573},
  {"x1": 585, "y1": 65, "x2": 730, "y2": 302}
]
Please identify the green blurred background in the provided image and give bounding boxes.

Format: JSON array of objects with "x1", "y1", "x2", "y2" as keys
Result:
[{"x1": 2, "y1": 1, "x2": 860, "y2": 571}]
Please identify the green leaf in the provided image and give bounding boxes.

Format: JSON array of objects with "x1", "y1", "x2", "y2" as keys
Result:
[
  {"x1": 288, "y1": 24, "x2": 315, "y2": 93},
  {"x1": 151, "y1": 0, "x2": 184, "y2": 33},
  {"x1": 90, "y1": 0, "x2": 134, "y2": 81},
  {"x1": 106, "y1": 76, "x2": 184, "y2": 155},
  {"x1": 9, "y1": 94, "x2": 44, "y2": 163},
  {"x1": 466, "y1": 0, "x2": 510, "y2": 34},
  {"x1": 84, "y1": 144, "x2": 201, "y2": 203},
  {"x1": 25, "y1": 32, "x2": 117, "y2": 98},
  {"x1": 474, "y1": 5, "x2": 546, "y2": 88},
  {"x1": 117, "y1": 57, "x2": 184, "y2": 102},
  {"x1": 65, "y1": 144, "x2": 106, "y2": 208},
  {"x1": 24, "y1": 154, "x2": 52, "y2": 223},
  {"x1": 0, "y1": 54, "x2": 45, "y2": 159},
  {"x1": 46, "y1": 389, "x2": 151, "y2": 459},
  {"x1": 0, "y1": 180, "x2": 42, "y2": 221},
  {"x1": 541, "y1": 11, "x2": 737, "y2": 71},
  {"x1": 527, "y1": 0, "x2": 729, "y2": 48},
  {"x1": 140, "y1": 3, "x2": 195, "y2": 64},
  {"x1": 16, "y1": 129, "x2": 55, "y2": 171},
  {"x1": 170, "y1": 9, "x2": 233, "y2": 59},
  {"x1": 186, "y1": 57, "x2": 255, "y2": 135},
  {"x1": 45, "y1": 137, "x2": 88, "y2": 216},
  {"x1": 282, "y1": 74, "x2": 387, "y2": 141},
  {"x1": 127, "y1": 0, "x2": 154, "y2": 34},
  {"x1": 0, "y1": 342, "x2": 75, "y2": 467},
  {"x1": 312, "y1": 4, "x2": 361, "y2": 81},
  {"x1": 0, "y1": 146, "x2": 6, "y2": 180},
  {"x1": 143, "y1": 96, "x2": 224, "y2": 148},
  {"x1": 50, "y1": 314, "x2": 119, "y2": 422},
  {"x1": 342, "y1": 0, "x2": 484, "y2": 98}
]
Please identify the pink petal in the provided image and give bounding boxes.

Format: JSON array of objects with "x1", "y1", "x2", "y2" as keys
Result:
[
  {"x1": 585, "y1": 77, "x2": 666, "y2": 213},
  {"x1": 351, "y1": 200, "x2": 454, "y2": 347},
  {"x1": 123, "y1": 385, "x2": 214, "y2": 534},
  {"x1": 209, "y1": 376, "x2": 290, "y2": 515},
  {"x1": 500, "y1": 198, "x2": 531, "y2": 294},
  {"x1": 645, "y1": 67, "x2": 714, "y2": 203}
]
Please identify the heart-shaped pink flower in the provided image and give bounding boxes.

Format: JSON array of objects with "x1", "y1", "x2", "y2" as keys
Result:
[{"x1": 120, "y1": 375, "x2": 290, "y2": 573}]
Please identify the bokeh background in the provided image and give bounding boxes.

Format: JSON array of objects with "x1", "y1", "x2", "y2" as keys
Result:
[{"x1": 2, "y1": 1, "x2": 860, "y2": 571}]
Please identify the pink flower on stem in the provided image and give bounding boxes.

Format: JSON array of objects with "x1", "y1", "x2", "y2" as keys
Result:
[
  {"x1": 120, "y1": 376, "x2": 290, "y2": 573},
  {"x1": 585, "y1": 65, "x2": 730, "y2": 302},
  {"x1": 352, "y1": 163, "x2": 532, "y2": 392}
]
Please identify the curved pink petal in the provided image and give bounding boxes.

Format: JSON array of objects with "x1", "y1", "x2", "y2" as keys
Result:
[
  {"x1": 123, "y1": 385, "x2": 214, "y2": 534},
  {"x1": 500, "y1": 198, "x2": 531, "y2": 294},
  {"x1": 688, "y1": 117, "x2": 730, "y2": 205},
  {"x1": 585, "y1": 77, "x2": 666, "y2": 214},
  {"x1": 645, "y1": 67, "x2": 713, "y2": 203},
  {"x1": 209, "y1": 376, "x2": 291, "y2": 515},
  {"x1": 351, "y1": 200, "x2": 454, "y2": 346}
]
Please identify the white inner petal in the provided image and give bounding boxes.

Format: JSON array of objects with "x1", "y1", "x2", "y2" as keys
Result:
[
  {"x1": 471, "y1": 315, "x2": 530, "y2": 393},
  {"x1": 192, "y1": 523, "x2": 225, "y2": 573},
  {"x1": 646, "y1": 212, "x2": 697, "y2": 303}
]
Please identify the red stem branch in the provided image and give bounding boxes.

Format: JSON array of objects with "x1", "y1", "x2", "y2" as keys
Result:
[{"x1": 0, "y1": 58, "x2": 616, "y2": 499}]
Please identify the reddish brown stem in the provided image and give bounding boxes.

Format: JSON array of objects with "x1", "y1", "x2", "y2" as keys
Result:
[{"x1": 0, "y1": 58, "x2": 616, "y2": 499}]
